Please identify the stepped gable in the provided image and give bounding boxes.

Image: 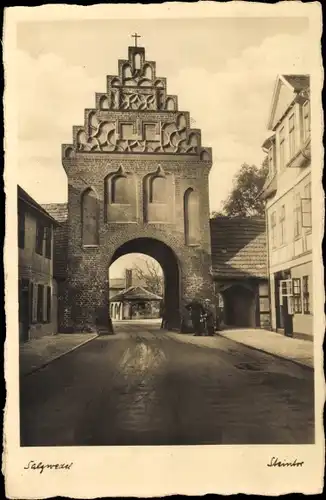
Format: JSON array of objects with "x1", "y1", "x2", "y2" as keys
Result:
[
  {"x1": 62, "y1": 45, "x2": 212, "y2": 161},
  {"x1": 210, "y1": 216, "x2": 267, "y2": 279}
]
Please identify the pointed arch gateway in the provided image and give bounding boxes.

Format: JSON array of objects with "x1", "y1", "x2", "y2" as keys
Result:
[{"x1": 62, "y1": 44, "x2": 213, "y2": 333}]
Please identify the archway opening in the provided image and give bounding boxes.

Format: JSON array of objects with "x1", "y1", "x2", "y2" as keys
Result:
[
  {"x1": 222, "y1": 284, "x2": 256, "y2": 328},
  {"x1": 108, "y1": 238, "x2": 180, "y2": 328}
]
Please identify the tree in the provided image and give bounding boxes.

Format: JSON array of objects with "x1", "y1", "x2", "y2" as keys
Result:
[
  {"x1": 215, "y1": 159, "x2": 268, "y2": 217},
  {"x1": 133, "y1": 258, "x2": 164, "y2": 296}
]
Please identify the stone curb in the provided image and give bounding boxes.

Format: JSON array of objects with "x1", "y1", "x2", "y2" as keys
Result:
[
  {"x1": 21, "y1": 334, "x2": 99, "y2": 377},
  {"x1": 167, "y1": 331, "x2": 313, "y2": 371},
  {"x1": 221, "y1": 335, "x2": 314, "y2": 371}
]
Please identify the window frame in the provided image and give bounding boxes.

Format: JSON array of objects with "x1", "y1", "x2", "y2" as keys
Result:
[
  {"x1": 279, "y1": 126, "x2": 285, "y2": 169},
  {"x1": 46, "y1": 286, "x2": 52, "y2": 323},
  {"x1": 289, "y1": 113, "x2": 296, "y2": 158},
  {"x1": 149, "y1": 175, "x2": 166, "y2": 204},
  {"x1": 44, "y1": 226, "x2": 52, "y2": 259},
  {"x1": 111, "y1": 175, "x2": 130, "y2": 205},
  {"x1": 302, "y1": 275, "x2": 310, "y2": 314},
  {"x1": 36, "y1": 284, "x2": 44, "y2": 323},
  {"x1": 35, "y1": 221, "x2": 45, "y2": 256},
  {"x1": 271, "y1": 211, "x2": 277, "y2": 248},
  {"x1": 268, "y1": 144, "x2": 275, "y2": 177},
  {"x1": 302, "y1": 100, "x2": 310, "y2": 142},
  {"x1": 279, "y1": 205, "x2": 286, "y2": 246},
  {"x1": 294, "y1": 193, "x2": 302, "y2": 238},
  {"x1": 292, "y1": 277, "x2": 302, "y2": 314}
]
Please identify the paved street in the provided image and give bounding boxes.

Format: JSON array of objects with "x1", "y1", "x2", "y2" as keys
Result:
[{"x1": 20, "y1": 321, "x2": 314, "y2": 446}]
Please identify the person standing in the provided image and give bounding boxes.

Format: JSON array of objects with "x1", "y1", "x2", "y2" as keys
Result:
[
  {"x1": 186, "y1": 300, "x2": 205, "y2": 336},
  {"x1": 203, "y1": 299, "x2": 216, "y2": 336}
]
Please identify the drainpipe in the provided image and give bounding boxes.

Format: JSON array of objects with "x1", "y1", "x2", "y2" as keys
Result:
[{"x1": 265, "y1": 200, "x2": 273, "y2": 331}]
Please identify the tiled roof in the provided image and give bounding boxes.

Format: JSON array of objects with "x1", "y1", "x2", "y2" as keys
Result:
[
  {"x1": 282, "y1": 74, "x2": 310, "y2": 91},
  {"x1": 18, "y1": 186, "x2": 59, "y2": 225},
  {"x1": 210, "y1": 216, "x2": 267, "y2": 279},
  {"x1": 41, "y1": 203, "x2": 68, "y2": 222},
  {"x1": 40, "y1": 203, "x2": 68, "y2": 279},
  {"x1": 110, "y1": 278, "x2": 125, "y2": 289},
  {"x1": 110, "y1": 286, "x2": 162, "y2": 302}
]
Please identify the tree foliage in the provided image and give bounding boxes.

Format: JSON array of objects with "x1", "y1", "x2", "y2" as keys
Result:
[
  {"x1": 133, "y1": 258, "x2": 164, "y2": 296},
  {"x1": 215, "y1": 160, "x2": 268, "y2": 217}
]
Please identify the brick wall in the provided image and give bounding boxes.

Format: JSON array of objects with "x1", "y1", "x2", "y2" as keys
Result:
[{"x1": 59, "y1": 154, "x2": 214, "y2": 332}]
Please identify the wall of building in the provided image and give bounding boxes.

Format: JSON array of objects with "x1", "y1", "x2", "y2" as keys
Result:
[
  {"x1": 61, "y1": 153, "x2": 213, "y2": 332},
  {"x1": 265, "y1": 81, "x2": 312, "y2": 339},
  {"x1": 18, "y1": 209, "x2": 58, "y2": 340},
  {"x1": 267, "y1": 170, "x2": 312, "y2": 271}
]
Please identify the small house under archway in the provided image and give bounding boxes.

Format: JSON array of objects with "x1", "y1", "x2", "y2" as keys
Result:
[{"x1": 110, "y1": 285, "x2": 162, "y2": 320}]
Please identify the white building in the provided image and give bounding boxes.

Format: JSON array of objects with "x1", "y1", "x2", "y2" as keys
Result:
[{"x1": 260, "y1": 75, "x2": 311, "y2": 340}]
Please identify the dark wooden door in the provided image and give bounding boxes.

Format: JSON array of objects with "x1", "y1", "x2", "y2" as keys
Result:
[{"x1": 282, "y1": 296, "x2": 293, "y2": 337}]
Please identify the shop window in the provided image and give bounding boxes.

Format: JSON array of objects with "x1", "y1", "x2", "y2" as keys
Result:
[
  {"x1": 302, "y1": 275, "x2": 310, "y2": 314},
  {"x1": 292, "y1": 278, "x2": 302, "y2": 313}
]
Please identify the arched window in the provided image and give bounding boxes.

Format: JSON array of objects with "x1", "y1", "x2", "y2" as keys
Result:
[
  {"x1": 166, "y1": 98, "x2": 175, "y2": 111},
  {"x1": 134, "y1": 53, "x2": 141, "y2": 70},
  {"x1": 149, "y1": 176, "x2": 166, "y2": 203},
  {"x1": 111, "y1": 175, "x2": 129, "y2": 204},
  {"x1": 82, "y1": 188, "x2": 99, "y2": 246},
  {"x1": 184, "y1": 188, "x2": 199, "y2": 245}
]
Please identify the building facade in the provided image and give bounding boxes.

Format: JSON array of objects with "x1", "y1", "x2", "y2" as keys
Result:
[
  {"x1": 260, "y1": 75, "x2": 312, "y2": 340},
  {"x1": 18, "y1": 186, "x2": 59, "y2": 341},
  {"x1": 210, "y1": 217, "x2": 270, "y2": 329},
  {"x1": 59, "y1": 44, "x2": 214, "y2": 332}
]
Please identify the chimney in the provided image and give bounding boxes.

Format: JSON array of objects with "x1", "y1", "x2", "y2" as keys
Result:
[{"x1": 125, "y1": 268, "x2": 133, "y2": 289}]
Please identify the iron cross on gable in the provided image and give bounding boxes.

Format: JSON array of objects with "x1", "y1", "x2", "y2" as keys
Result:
[{"x1": 132, "y1": 32, "x2": 141, "y2": 47}]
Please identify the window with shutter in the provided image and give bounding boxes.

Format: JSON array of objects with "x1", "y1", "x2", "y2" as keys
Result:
[
  {"x1": 37, "y1": 284, "x2": 44, "y2": 323},
  {"x1": 35, "y1": 222, "x2": 45, "y2": 255},
  {"x1": 44, "y1": 226, "x2": 52, "y2": 259},
  {"x1": 292, "y1": 278, "x2": 302, "y2": 313},
  {"x1": 46, "y1": 286, "x2": 52, "y2": 323}
]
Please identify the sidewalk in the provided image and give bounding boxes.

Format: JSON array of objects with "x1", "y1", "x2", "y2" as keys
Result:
[
  {"x1": 20, "y1": 333, "x2": 98, "y2": 376},
  {"x1": 166, "y1": 328, "x2": 313, "y2": 369},
  {"x1": 220, "y1": 329, "x2": 313, "y2": 369}
]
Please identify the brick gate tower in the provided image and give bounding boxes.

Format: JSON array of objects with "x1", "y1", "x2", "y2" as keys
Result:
[{"x1": 61, "y1": 43, "x2": 214, "y2": 332}]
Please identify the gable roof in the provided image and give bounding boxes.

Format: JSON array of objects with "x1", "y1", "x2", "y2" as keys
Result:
[
  {"x1": 18, "y1": 186, "x2": 60, "y2": 225},
  {"x1": 110, "y1": 285, "x2": 162, "y2": 302},
  {"x1": 267, "y1": 74, "x2": 310, "y2": 131},
  {"x1": 210, "y1": 216, "x2": 267, "y2": 279},
  {"x1": 282, "y1": 75, "x2": 310, "y2": 91}
]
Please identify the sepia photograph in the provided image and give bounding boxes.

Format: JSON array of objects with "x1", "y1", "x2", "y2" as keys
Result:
[{"x1": 4, "y1": 2, "x2": 324, "y2": 497}]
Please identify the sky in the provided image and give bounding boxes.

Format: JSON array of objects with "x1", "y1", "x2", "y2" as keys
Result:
[{"x1": 15, "y1": 17, "x2": 311, "y2": 278}]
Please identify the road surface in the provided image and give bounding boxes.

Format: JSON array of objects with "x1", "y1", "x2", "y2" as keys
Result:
[{"x1": 20, "y1": 321, "x2": 314, "y2": 446}]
